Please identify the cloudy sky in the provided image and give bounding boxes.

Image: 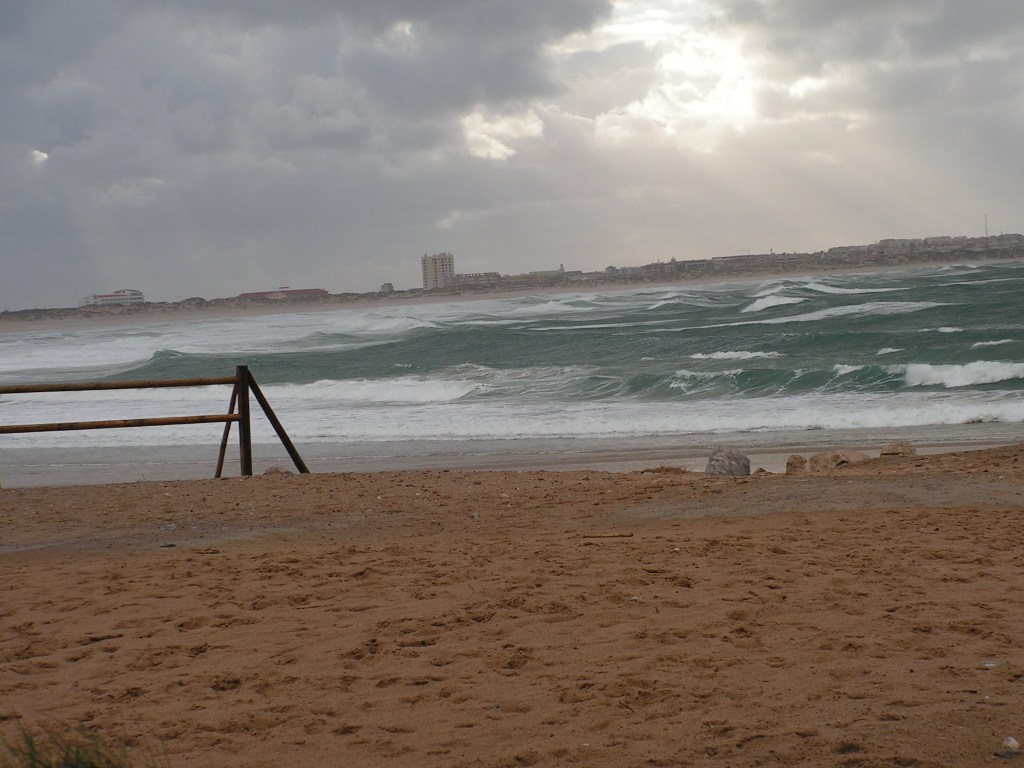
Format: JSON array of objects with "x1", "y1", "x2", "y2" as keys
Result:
[{"x1": 2, "y1": 1, "x2": 1022, "y2": 309}]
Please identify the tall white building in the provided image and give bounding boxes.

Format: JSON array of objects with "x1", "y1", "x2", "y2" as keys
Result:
[{"x1": 422, "y1": 252, "x2": 455, "y2": 290}]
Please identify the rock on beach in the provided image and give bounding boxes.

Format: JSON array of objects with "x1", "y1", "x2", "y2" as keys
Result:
[
  {"x1": 808, "y1": 450, "x2": 871, "y2": 472},
  {"x1": 881, "y1": 440, "x2": 917, "y2": 457},
  {"x1": 705, "y1": 446, "x2": 750, "y2": 476}
]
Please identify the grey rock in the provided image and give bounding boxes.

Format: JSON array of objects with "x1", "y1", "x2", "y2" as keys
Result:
[{"x1": 705, "y1": 446, "x2": 750, "y2": 476}]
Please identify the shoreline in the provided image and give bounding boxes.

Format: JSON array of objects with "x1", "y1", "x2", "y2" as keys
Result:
[
  {"x1": 1, "y1": 423, "x2": 1018, "y2": 487},
  {"x1": 2, "y1": 257, "x2": 1020, "y2": 333},
  {"x1": 0, "y1": 283, "x2": 615, "y2": 333}
]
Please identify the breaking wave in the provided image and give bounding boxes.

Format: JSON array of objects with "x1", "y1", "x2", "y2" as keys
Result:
[
  {"x1": 690, "y1": 351, "x2": 782, "y2": 360},
  {"x1": 741, "y1": 296, "x2": 806, "y2": 313},
  {"x1": 904, "y1": 362, "x2": 1024, "y2": 388},
  {"x1": 3, "y1": 261, "x2": 1023, "y2": 450}
]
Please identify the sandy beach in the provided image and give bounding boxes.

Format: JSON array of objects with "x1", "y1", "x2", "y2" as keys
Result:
[{"x1": 2, "y1": 443, "x2": 1023, "y2": 767}]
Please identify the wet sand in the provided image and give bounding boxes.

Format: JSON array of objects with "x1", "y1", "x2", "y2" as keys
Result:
[
  {"x1": 3, "y1": 419, "x2": 1022, "y2": 489},
  {"x1": 2, "y1": 444, "x2": 1024, "y2": 766}
]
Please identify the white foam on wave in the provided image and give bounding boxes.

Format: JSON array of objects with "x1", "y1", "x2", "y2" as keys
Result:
[
  {"x1": 673, "y1": 368, "x2": 743, "y2": 379},
  {"x1": 281, "y1": 392, "x2": 1024, "y2": 442},
  {"x1": 669, "y1": 369, "x2": 742, "y2": 393},
  {"x1": 11, "y1": 390, "x2": 1024, "y2": 447},
  {"x1": 532, "y1": 319, "x2": 671, "y2": 332},
  {"x1": 741, "y1": 296, "x2": 806, "y2": 313},
  {"x1": 752, "y1": 282, "x2": 788, "y2": 297},
  {"x1": 937, "y1": 327, "x2": 963, "y2": 334},
  {"x1": 298, "y1": 377, "x2": 480, "y2": 403},
  {"x1": 833, "y1": 364, "x2": 864, "y2": 375},
  {"x1": 1, "y1": 376, "x2": 479, "y2": 431},
  {"x1": 0, "y1": 310, "x2": 436, "y2": 377},
  {"x1": 691, "y1": 351, "x2": 781, "y2": 360},
  {"x1": 0, "y1": 357, "x2": 157, "y2": 382},
  {"x1": 641, "y1": 290, "x2": 727, "y2": 311},
  {"x1": 803, "y1": 282, "x2": 900, "y2": 295},
  {"x1": 637, "y1": 301, "x2": 946, "y2": 335},
  {"x1": 0, "y1": 331, "x2": 166, "y2": 375},
  {"x1": 876, "y1": 347, "x2": 903, "y2": 356},
  {"x1": 757, "y1": 301, "x2": 945, "y2": 326},
  {"x1": 0, "y1": 292, "x2": 605, "y2": 377},
  {"x1": 904, "y1": 361, "x2": 1024, "y2": 388},
  {"x1": 506, "y1": 300, "x2": 593, "y2": 317},
  {"x1": 972, "y1": 339, "x2": 1015, "y2": 348}
]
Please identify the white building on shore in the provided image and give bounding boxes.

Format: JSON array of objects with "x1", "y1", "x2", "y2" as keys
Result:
[
  {"x1": 79, "y1": 289, "x2": 146, "y2": 306},
  {"x1": 422, "y1": 252, "x2": 455, "y2": 290}
]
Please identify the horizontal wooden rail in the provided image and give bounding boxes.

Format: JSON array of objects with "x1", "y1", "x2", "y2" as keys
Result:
[
  {"x1": 0, "y1": 414, "x2": 239, "y2": 435},
  {"x1": 0, "y1": 366, "x2": 308, "y2": 477},
  {"x1": 0, "y1": 376, "x2": 239, "y2": 395}
]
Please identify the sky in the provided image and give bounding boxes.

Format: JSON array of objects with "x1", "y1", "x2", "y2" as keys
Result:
[{"x1": 2, "y1": 0, "x2": 1023, "y2": 309}]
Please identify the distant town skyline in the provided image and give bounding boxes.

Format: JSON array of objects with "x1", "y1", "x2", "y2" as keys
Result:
[
  {"x1": 14, "y1": 232, "x2": 1020, "y2": 314},
  {"x1": 2, "y1": 2, "x2": 1022, "y2": 310}
]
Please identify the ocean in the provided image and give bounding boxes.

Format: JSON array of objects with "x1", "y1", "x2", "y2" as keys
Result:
[{"x1": 2, "y1": 261, "x2": 1023, "y2": 483}]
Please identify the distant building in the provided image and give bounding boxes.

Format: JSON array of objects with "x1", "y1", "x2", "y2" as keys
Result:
[
  {"x1": 530, "y1": 263, "x2": 566, "y2": 277},
  {"x1": 236, "y1": 287, "x2": 328, "y2": 300},
  {"x1": 79, "y1": 289, "x2": 145, "y2": 307},
  {"x1": 422, "y1": 252, "x2": 455, "y2": 290},
  {"x1": 455, "y1": 272, "x2": 500, "y2": 288}
]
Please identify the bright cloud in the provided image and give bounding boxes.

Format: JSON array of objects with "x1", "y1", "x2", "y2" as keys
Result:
[
  {"x1": 462, "y1": 110, "x2": 544, "y2": 160},
  {"x1": 554, "y1": 2, "x2": 763, "y2": 150}
]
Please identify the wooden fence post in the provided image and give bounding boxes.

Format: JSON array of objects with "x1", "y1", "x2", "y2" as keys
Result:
[
  {"x1": 215, "y1": 383, "x2": 239, "y2": 479},
  {"x1": 247, "y1": 374, "x2": 310, "y2": 474},
  {"x1": 236, "y1": 365, "x2": 253, "y2": 476}
]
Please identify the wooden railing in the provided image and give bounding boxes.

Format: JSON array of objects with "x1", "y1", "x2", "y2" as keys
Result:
[{"x1": 0, "y1": 365, "x2": 308, "y2": 477}]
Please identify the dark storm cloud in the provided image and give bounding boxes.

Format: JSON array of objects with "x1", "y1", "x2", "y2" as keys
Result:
[
  {"x1": 0, "y1": 0, "x2": 614, "y2": 308},
  {"x1": 3, "y1": 0, "x2": 615, "y2": 159},
  {"x1": 148, "y1": 0, "x2": 612, "y2": 39}
]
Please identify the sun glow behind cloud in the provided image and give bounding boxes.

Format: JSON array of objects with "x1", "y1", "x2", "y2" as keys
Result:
[
  {"x1": 552, "y1": 1, "x2": 765, "y2": 151},
  {"x1": 596, "y1": 32, "x2": 758, "y2": 150},
  {"x1": 462, "y1": 110, "x2": 544, "y2": 160}
]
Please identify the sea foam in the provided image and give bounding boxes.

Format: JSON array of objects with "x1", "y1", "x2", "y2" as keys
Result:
[
  {"x1": 803, "y1": 282, "x2": 900, "y2": 295},
  {"x1": 3, "y1": 266, "x2": 1023, "y2": 453},
  {"x1": 971, "y1": 339, "x2": 1016, "y2": 348},
  {"x1": 691, "y1": 351, "x2": 781, "y2": 360},
  {"x1": 904, "y1": 362, "x2": 1024, "y2": 388},
  {"x1": 832, "y1": 364, "x2": 865, "y2": 376},
  {"x1": 741, "y1": 296, "x2": 806, "y2": 313},
  {"x1": 757, "y1": 301, "x2": 945, "y2": 325}
]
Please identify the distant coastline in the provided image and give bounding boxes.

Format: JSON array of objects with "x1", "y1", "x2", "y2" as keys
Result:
[{"x1": 3, "y1": 234, "x2": 1022, "y2": 330}]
